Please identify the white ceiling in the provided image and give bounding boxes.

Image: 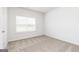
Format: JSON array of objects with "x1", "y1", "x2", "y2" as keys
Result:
[{"x1": 24, "y1": 7, "x2": 53, "y2": 13}]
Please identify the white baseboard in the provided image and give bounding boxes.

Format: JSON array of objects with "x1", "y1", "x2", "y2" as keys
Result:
[
  {"x1": 8, "y1": 34, "x2": 79, "y2": 46},
  {"x1": 8, "y1": 34, "x2": 44, "y2": 42},
  {"x1": 45, "y1": 34, "x2": 79, "y2": 46}
]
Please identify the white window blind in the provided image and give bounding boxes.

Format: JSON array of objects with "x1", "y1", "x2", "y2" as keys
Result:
[{"x1": 16, "y1": 16, "x2": 36, "y2": 32}]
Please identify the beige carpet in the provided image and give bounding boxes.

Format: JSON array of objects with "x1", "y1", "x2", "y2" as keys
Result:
[{"x1": 8, "y1": 35, "x2": 79, "y2": 52}]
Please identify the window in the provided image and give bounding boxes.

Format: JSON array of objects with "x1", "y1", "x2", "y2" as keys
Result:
[{"x1": 16, "y1": 16, "x2": 36, "y2": 32}]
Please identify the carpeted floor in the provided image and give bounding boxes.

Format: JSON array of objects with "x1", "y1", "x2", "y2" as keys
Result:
[{"x1": 8, "y1": 35, "x2": 79, "y2": 52}]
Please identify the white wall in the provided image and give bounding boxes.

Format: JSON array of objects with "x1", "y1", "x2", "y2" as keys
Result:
[
  {"x1": 8, "y1": 7, "x2": 79, "y2": 45},
  {"x1": 8, "y1": 8, "x2": 44, "y2": 41},
  {"x1": 45, "y1": 7, "x2": 79, "y2": 45}
]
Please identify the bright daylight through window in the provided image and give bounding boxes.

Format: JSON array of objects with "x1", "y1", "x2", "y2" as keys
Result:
[{"x1": 16, "y1": 16, "x2": 36, "y2": 32}]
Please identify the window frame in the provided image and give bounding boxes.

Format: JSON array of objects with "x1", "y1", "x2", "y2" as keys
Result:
[{"x1": 16, "y1": 16, "x2": 36, "y2": 33}]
